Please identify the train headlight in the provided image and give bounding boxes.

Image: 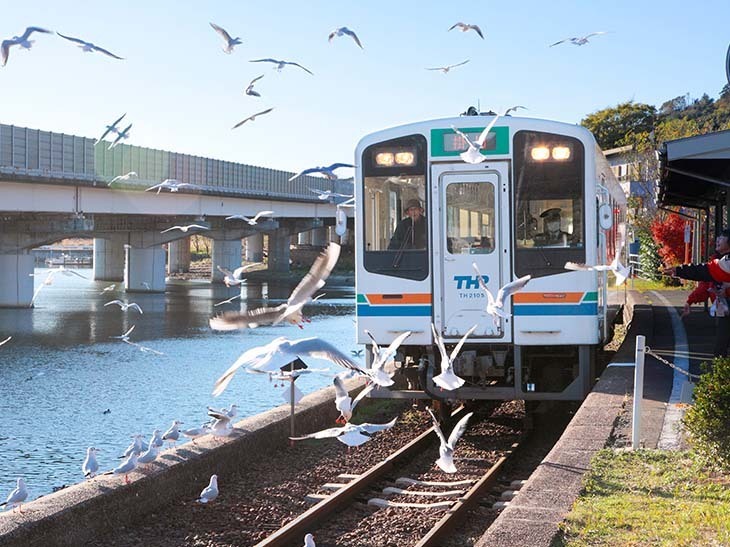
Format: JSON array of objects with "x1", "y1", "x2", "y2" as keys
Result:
[
  {"x1": 375, "y1": 152, "x2": 395, "y2": 166},
  {"x1": 530, "y1": 146, "x2": 550, "y2": 161},
  {"x1": 552, "y1": 146, "x2": 571, "y2": 160},
  {"x1": 395, "y1": 151, "x2": 415, "y2": 166}
]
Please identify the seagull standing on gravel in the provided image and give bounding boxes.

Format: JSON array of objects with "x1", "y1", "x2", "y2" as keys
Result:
[
  {"x1": 109, "y1": 172, "x2": 138, "y2": 185},
  {"x1": 290, "y1": 163, "x2": 355, "y2": 182},
  {"x1": 448, "y1": 22, "x2": 484, "y2": 39},
  {"x1": 160, "y1": 224, "x2": 209, "y2": 234},
  {"x1": 431, "y1": 323, "x2": 476, "y2": 391},
  {"x1": 249, "y1": 58, "x2": 314, "y2": 75},
  {"x1": 0, "y1": 478, "x2": 28, "y2": 512},
  {"x1": 104, "y1": 300, "x2": 143, "y2": 314},
  {"x1": 56, "y1": 32, "x2": 124, "y2": 59},
  {"x1": 450, "y1": 114, "x2": 500, "y2": 164},
  {"x1": 1, "y1": 27, "x2": 51, "y2": 67},
  {"x1": 82, "y1": 447, "x2": 100, "y2": 478},
  {"x1": 425, "y1": 59, "x2": 469, "y2": 74},
  {"x1": 304, "y1": 534, "x2": 316, "y2": 547},
  {"x1": 210, "y1": 241, "x2": 341, "y2": 331},
  {"x1": 472, "y1": 263, "x2": 531, "y2": 328},
  {"x1": 328, "y1": 27, "x2": 363, "y2": 48},
  {"x1": 245, "y1": 74, "x2": 264, "y2": 97},
  {"x1": 232, "y1": 108, "x2": 274, "y2": 129},
  {"x1": 225, "y1": 210, "x2": 274, "y2": 225},
  {"x1": 210, "y1": 23, "x2": 241, "y2": 53},
  {"x1": 198, "y1": 475, "x2": 219, "y2": 503},
  {"x1": 426, "y1": 408, "x2": 473, "y2": 474},
  {"x1": 290, "y1": 418, "x2": 397, "y2": 447},
  {"x1": 550, "y1": 31, "x2": 609, "y2": 47},
  {"x1": 145, "y1": 179, "x2": 198, "y2": 194}
]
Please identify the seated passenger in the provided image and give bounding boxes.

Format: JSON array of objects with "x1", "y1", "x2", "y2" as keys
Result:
[{"x1": 533, "y1": 208, "x2": 571, "y2": 247}]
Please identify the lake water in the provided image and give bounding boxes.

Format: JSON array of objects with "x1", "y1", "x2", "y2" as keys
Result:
[{"x1": 0, "y1": 268, "x2": 356, "y2": 500}]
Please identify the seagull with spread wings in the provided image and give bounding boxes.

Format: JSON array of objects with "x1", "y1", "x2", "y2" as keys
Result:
[
  {"x1": 225, "y1": 210, "x2": 274, "y2": 225},
  {"x1": 244, "y1": 74, "x2": 264, "y2": 97},
  {"x1": 431, "y1": 323, "x2": 476, "y2": 391},
  {"x1": 290, "y1": 163, "x2": 355, "y2": 182},
  {"x1": 0, "y1": 336, "x2": 11, "y2": 347},
  {"x1": 108, "y1": 123, "x2": 132, "y2": 149},
  {"x1": 289, "y1": 417, "x2": 397, "y2": 448},
  {"x1": 1, "y1": 26, "x2": 52, "y2": 67},
  {"x1": 56, "y1": 32, "x2": 124, "y2": 59},
  {"x1": 426, "y1": 408, "x2": 473, "y2": 473},
  {"x1": 472, "y1": 262, "x2": 531, "y2": 328},
  {"x1": 232, "y1": 108, "x2": 274, "y2": 129},
  {"x1": 145, "y1": 179, "x2": 198, "y2": 194},
  {"x1": 328, "y1": 27, "x2": 363, "y2": 49},
  {"x1": 249, "y1": 58, "x2": 314, "y2": 75},
  {"x1": 550, "y1": 31, "x2": 609, "y2": 47},
  {"x1": 104, "y1": 300, "x2": 143, "y2": 314},
  {"x1": 450, "y1": 114, "x2": 500, "y2": 164},
  {"x1": 504, "y1": 105, "x2": 527, "y2": 116},
  {"x1": 426, "y1": 59, "x2": 469, "y2": 74},
  {"x1": 210, "y1": 23, "x2": 242, "y2": 53},
  {"x1": 216, "y1": 264, "x2": 258, "y2": 287},
  {"x1": 448, "y1": 22, "x2": 484, "y2": 39},
  {"x1": 95, "y1": 113, "x2": 126, "y2": 145},
  {"x1": 362, "y1": 330, "x2": 411, "y2": 387},
  {"x1": 109, "y1": 171, "x2": 138, "y2": 185},
  {"x1": 160, "y1": 224, "x2": 209, "y2": 234},
  {"x1": 565, "y1": 252, "x2": 630, "y2": 287}
]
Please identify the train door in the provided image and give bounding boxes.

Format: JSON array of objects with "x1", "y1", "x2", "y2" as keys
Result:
[{"x1": 431, "y1": 162, "x2": 512, "y2": 342}]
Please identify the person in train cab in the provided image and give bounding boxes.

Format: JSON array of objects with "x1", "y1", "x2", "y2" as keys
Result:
[
  {"x1": 533, "y1": 208, "x2": 571, "y2": 247},
  {"x1": 388, "y1": 198, "x2": 427, "y2": 250}
]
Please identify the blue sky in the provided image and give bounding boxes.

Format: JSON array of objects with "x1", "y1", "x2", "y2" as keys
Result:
[{"x1": 1, "y1": 0, "x2": 728, "y2": 173}]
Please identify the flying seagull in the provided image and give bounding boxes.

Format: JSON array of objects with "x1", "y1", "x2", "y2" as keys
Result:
[
  {"x1": 290, "y1": 417, "x2": 397, "y2": 447},
  {"x1": 249, "y1": 58, "x2": 314, "y2": 75},
  {"x1": 104, "y1": 300, "x2": 143, "y2": 314},
  {"x1": 145, "y1": 179, "x2": 198, "y2": 194},
  {"x1": 99, "y1": 284, "x2": 116, "y2": 294},
  {"x1": 95, "y1": 113, "x2": 126, "y2": 145},
  {"x1": 216, "y1": 264, "x2": 258, "y2": 287},
  {"x1": 225, "y1": 210, "x2": 274, "y2": 225},
  {"x1": 503, "y1": 105, "x2": 527, "y2": 116},
  {"x1": 333, "y1": 375, "x2": 376, "y2": 424},
  {"x1": 472, "y1": 262, "x2": 531, "y2": 327},
  {"x1": 160, "y1": 224, "x2": 209, "y2": 234},
  {"x1": 198, "y1": 474, "x2": 219, "y2": 503},
  {"x1": 232, "y1": 108, "x2": 274, "y2": 129},
  {"x1": 431, "y1": 323, "x2": 476, "y2": 391},
  {"x1": 210, "y1": 242, "x2": 340, "y2": 330},
  {"x1": 550, "y1": 32, "x2": 609, "y2": 47},
  {"x1": 56, "y1": 32, "x2": 124, "y2": 59},
  {"x1": 448, "y1": 22, "x2": 484, "y2": 39},
  {"x1": 1, "y1": 27, "x2": 52, "y2": 67},
  {"x1": 108, "y1": 123, "x2": 132, "y2": 149},
  {"x1": 328, "y1": 27, "x2": 363, "y2": 49},
  {"x1": 290, "y1": 163, "x2": 355, "y2": 182},
  {"x1": 426, "y1": 408, "x2": 473, "y2": 473},
  {"x1": 565, "y1": 255, "x2": 630, "y2": 286},
  {"x1": 450, "y1": 114, "x2": 500, "y2": 164},
  {"x1": 362, "y1": 329, "x2": 412, "y2": 387},
  {"x1": 109, "y1": 171, "x2": 138, "y2": 185},
  {"x1": 425, "y1": 59, "x2": 469, "y2": 74},
  {"x1": 0, "y1": 336, "x2": 11, "y2": 347},
  {"x1": 245, "y1": 74, "x2": 264, "y2": 97},
  {"x1": 210, "y1": 23, "x2": 241, "y2": 53}
]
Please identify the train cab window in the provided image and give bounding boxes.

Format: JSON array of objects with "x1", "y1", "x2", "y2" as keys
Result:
[
  {"x1": 513, "y1": 131, "x2": 585, "y2": 278},
  {"x1": 362, "y1": 134, "x2": 429, "y2": 281},
  {"x1": 446, "y1": 183, "x2": 495, "y2": 255}
]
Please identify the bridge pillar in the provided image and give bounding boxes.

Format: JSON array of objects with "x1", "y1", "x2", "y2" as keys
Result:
[
  {"x1": 0, "y1": 253, "x2": 34, "y2": 307},
  {"x1": 311, "y1": 227, "x2": 328, "y2": 247},
  {"x1": 93, "y1": 235, "x2": 126, "y2": 281},
  {"x1": 211, "y1": 239, "x2": 242, "y2": 283},
  {"x1": 125, "y1": 246, "x2": 166, "y2": 293},
  {"x1": 168, "y1": 238, "x2": 191, "y2": 274},
  {"x1": 244, "y1": 233, "x2": 264, "y2": 263},
  {"x1": 297, "y1": 230, "x2": 312, "y2": 246},
  {"x1": 268, "y1": 231, "x2": 291, "y2": 273}
]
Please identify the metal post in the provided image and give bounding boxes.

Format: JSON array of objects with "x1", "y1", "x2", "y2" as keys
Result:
[
  {"x1": 632, "y1": 335, "x2": 646, "y2": 450},
  {"x1": 290, "y1": 361, "x2": 295, "y2": 439}
]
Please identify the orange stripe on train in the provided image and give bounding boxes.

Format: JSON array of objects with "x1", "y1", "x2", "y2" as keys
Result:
[
  {"x1": 513, "y1": 292, "x2": 584, "y2": 304},
  {"x1": 366, "y1": 293, "x2": 432, "y2": 305}
]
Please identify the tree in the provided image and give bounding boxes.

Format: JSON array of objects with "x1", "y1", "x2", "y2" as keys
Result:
[
  {"x1": 651, "y1": 213, "x2": 687, "y2": 265},
  {"x1": 581, "y1": 101, "x2": 656, "y2": 149}
]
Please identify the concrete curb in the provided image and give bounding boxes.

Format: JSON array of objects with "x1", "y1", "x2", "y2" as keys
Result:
[
  {"x1": 475, "y1": 290, "x2": 651, "y2": 547},
  {"x1": 0, "y1": 379, "x2": 365, "y2": 547}
]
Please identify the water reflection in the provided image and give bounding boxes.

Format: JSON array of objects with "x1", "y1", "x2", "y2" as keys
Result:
[{"x1": 0, "y1": 268, "x2": 356, "y2": 499}]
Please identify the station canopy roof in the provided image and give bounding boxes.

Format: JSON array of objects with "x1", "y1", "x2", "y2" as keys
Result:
[{"x1": 657, "y1": 129, "x2": 730, "y2": 208}]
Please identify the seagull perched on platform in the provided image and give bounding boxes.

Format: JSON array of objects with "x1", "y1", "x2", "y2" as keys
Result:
[
  {"x1": 450, "y1": 115, "x2": 500, "y2": 164},
  {"x1": 210, "y1": 23, "x2": 241, "y2": 53},
  {"x1": 95, "y1": 113, "x2": 127, "y2": 145},
  {"x1": 136, "y1": 442, "x2": 159, "y2": 465},
  {"x1": 162, "y1": 420, "x2": 183, "y2": 446},
  {"x1": 82, "y1": 447, "x2": 100, "y2": 478},
  {"x1": 1, "y1": 26, "x2": 51, "y2": 67},
  {"x1": 290, "y1": 163, "x2": 355, "y2": 183},
  {"x1": 145, "y1": 179, "x2": 198, "y2": 194},
  {"x1": 216, "y1": 264, "x2": 258, "y2": 287},
  {"x1": 108, "y1": 124, "x2": 132, "y2": 149},
  {"x1": 448, "y1": 22, "x2": 484, "y2": 39},
  {"x1": 333, "y1": 376, "x2": 375, "y2": 424},
  {"x1": 0, "y1": 478, "x2": 28, "y2": 512},
  {"x1": 244, "y1": 74, "x2": 264, "y2": 97},
  {"x1": 426, "y1": 59, "x2": 469, "y2": 74},
  {"x1": 550, "y1": 31, "x2": 609, "y2": 47},
  {"x1": 210, "y1": 242, "x2": 340, "y2": 331},
  {"x1": 431, "y1": 323, "x2": 476, "y2": 391},
  {"x1": 472, "y1": 262, "x2": 531, "y2": 327},
  {"x1": 104, "y1": 300, "x2": 143, "y2": 314},
  {"x1": 56, "y1": 32, "x2": 124, "y2": 59},
  {"x1": 232, "y1": 108, "x2": 274, "y2": 129},
  {"x1": 109, "y1": 171, "x2": 138, "y2": 185},
  {"x1": 249, "y1": 58, "x2": 314, "y2": 75},
  {"x1": 181, "y1": 424, "x2": 212, "y2": 444},
  {"x1": 426, "y1": 408, "x2": 473, "y2": 474},
  {"x1": 290, "y1": 418, "x2": 397, "y2": 447},
  {"x1": 207, "y1": 409, "x2": 234, "y2": 438},
  {"x1": 328, "y1": 27, "x2": 363, "y2": 48},
  {"x1": 225, "y1": 210, "x2": 274, "y2": 225},
  {"x1": 106, "y1": 453, "x2": 138, "y2": 484},
  {"x1": 198, "y1": 474, "x2": 219, "y2": 503},
  {"x1": 160, "y1": 224, "x2": 209, "y2": 234}
]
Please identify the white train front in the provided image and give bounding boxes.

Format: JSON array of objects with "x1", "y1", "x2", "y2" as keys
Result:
[{"x1": 353, "y1": 112, "x2": 627, "y2": 401}]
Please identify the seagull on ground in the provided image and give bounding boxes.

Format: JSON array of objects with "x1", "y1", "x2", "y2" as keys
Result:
[
  {"x1": 431, "y1": 323, "x2": 476, "y2": 391},
  {"x1": 333, "y1": 376, "x2": 375, "y2": 424},
  {"x1": 56, "y1": 32, "x2": 124, "y2": 59},
  {"x1": 245, "y1": 74, "x2": 264, "y2": 97},
  {"x1": 1, "y1": 27, "x2": 52, "y2": 67},
  {"x1": 95, "y1": 113, "x2": 126, "y2": 145},
  {"x1": 426, "y1": 408, "x2": 473, "y2": 474},
  {"x1": 109, "y1": 172, "x2": 138, "y2": 186},
  {"x1": 198, "y1": 475, "x2": 219, "y2": 503},
  {"x1": 0, "y1": 336, "x2": 11, "y2": 347},
  {"x1": 212, "y1": 336, "x2": 370, "y2": 396},
  {"x1": 108, "y1": 123, "x2": 132, "y2": 149},
  {"x1": 290, "y1": 417, "x2": 397, "y2": 447},
  {"x1": 232, "y1": 108, "x2": 274, "y2": 129},
  {"x1": 161, "y1": 420, "x2": 183, "y2": 446},
  {"x1": 225, "y1": 210, "x2": 274, "y2": 225},
  {"x1": 0, "y1": 478, "x2": 28, "y2": 512},
  {"x1": 472, "y1": 262, "x2": 531, "y2": 327},
  {"x1": 82, "y1": 447, "x2": 100, "y2": 478},
  {"x1": 145, "y1": 179, "x2": 198, "y2": 194},
  {"x1": 448, "y1": 22, "x2": 484, "y2": 39},
  {"x1": 160, "y1": 224, "x2": 209, "y2": 234},
  {"x1": 249, "y1": 58, "x2": 314, "y2": 75},
  {"x1": 210, "y1": 241, "x2": 340, "y2": 331},
  {"x1": 290, "y1": 163, "x2": 355, "y2": 182},
  {"x1": 104, "y1": 300, "x2": 143, "y2": 314},
  {"x1": 328, "y1": 27, "x2": 363, "y2": 49},
  {"x1": 107, "y1": 452, "x2": 138, "y2": 484},
  {"x1": 503, "y1": 105, "x2": 527, "y2": 116},
  {"x1": 450, "y1": 115, "x2": 501, "y2": 164},
  {"x1": 426, "y1": 59, "x2": 469, "y2": 74},
  {"x1": 216, "y1": 264, "x2": 257, "y2": 287},
  {"x1": 565, "y1": 255, "x2": 630, "y2": 286},
  {"x1": 550, "y1": 32, "x2": 609, "y2": 47},
  {"x1": 210, "y1": 23, "x2": 241, "y2": 53},
  {"x1": 304, "y1": 534, "x2": 316, "y2": 547},
  {"x1": 181, "y1": 424, "x2": 212, "y2": 444}
]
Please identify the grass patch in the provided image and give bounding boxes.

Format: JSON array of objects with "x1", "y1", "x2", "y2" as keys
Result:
[
  {"x1": 556, "y1": 450, "x2": 730, "y2": 546},
  {"x1": 630, "y1": 277, "x2": 690, "y2": 292}
]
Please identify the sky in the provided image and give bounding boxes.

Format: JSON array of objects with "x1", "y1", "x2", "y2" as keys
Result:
[{"x1": 1, "y1": 0, "x2": 729, "y2": 174}]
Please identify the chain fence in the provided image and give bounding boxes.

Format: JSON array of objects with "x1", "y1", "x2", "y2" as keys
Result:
[{"x1": 645, "y1": 347, "x2": 704, "y2": 382}]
